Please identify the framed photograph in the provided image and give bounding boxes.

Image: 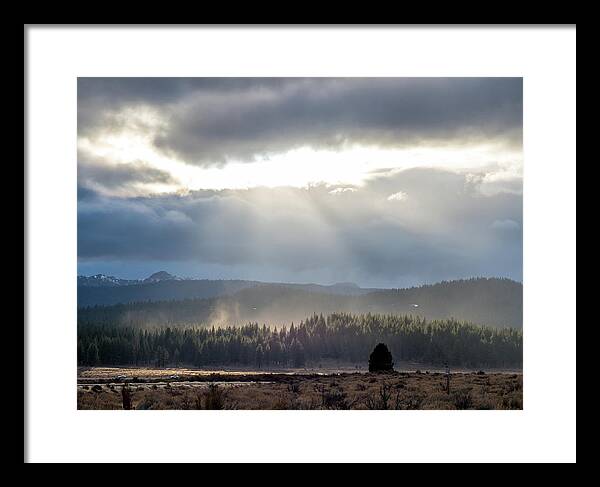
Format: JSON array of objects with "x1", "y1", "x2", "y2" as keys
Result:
[{"x1": 25, "y1": 25, "x2": 576, "y2": 463}]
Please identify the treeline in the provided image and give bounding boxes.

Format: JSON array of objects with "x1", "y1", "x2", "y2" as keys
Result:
[{"x1": 78, "y1": 313, "x2": 522, "y2": 369}]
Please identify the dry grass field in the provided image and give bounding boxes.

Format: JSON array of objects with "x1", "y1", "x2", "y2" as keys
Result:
[{"x1": 77, "y1": 367, "x2": 522, "y2": 410}]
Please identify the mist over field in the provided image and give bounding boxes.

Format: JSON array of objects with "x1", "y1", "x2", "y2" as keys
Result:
[{"x1": 78, "y1": 276, "x2": 522, "y2": 329}]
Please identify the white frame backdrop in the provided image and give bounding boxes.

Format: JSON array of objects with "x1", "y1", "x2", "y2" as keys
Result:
[{"x1": 25, "y1": 25, "x2": 576, "y2": 463}]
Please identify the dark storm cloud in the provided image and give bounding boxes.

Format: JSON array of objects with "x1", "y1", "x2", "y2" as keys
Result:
[
  {"x1": 78, "y1": 154, "x2": 178, "y2": 195},
  {"x1": 78, "y1": 168, "x2": 522, "y2": 286},
  {"x1": 78, "y1": 77, "x2": 290, "y2": 105},
  {"x1": 78, "y1": 78, "x2": 523, "y2": 165},
  {"x1": 77, "y1": 78, "x2": 296, "y2": 137}
]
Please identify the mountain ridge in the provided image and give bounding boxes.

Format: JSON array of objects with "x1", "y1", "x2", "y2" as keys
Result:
[{"x1": 77, "y1": 272, "x2": 375, "y2": 307}]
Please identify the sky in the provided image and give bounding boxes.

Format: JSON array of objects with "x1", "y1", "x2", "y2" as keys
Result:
[{"x1": 77, "y1": 77, "x2": 523, "y2": 288}]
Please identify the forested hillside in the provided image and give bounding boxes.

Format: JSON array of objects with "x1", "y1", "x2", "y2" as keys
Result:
[
  {"x1": 77, "y1": 278, "x2": 260, "y2": 307},
  {"x1": 77, "y1": 276, "x2": 374, "y2": 307},
  {"x1": 78, "y1": 277, "x2": 522, "y2": 329},
  {"x1": 78, "y1": 312, "x2": 523, "y2": 369}
]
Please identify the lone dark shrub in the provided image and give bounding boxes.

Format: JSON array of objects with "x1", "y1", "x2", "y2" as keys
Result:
[{"x1": 369, "y1": 343, "x2": 394, "y2": 372}]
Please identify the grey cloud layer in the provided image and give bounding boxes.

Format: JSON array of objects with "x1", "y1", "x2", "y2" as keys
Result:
[
  {"x1": 77, "y1": 78, "x2": 523, "y2": 286},
  {"x1": 78, "y1": 168, "x2": 522, "y2": 286},
  {"x1": 78, "y1": 153, "x2": 178, "y2": 195},
  {"x1": 79, "y1": 78, "x2": 523, "y2": 165}
]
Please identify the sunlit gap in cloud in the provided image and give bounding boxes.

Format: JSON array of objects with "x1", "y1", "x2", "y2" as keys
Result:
[
  {"x1": 78, "y1": 127, "x2": 522, "y2": 197},
  {"x1": 248, "y1": 185, "x2": 346, "y2": 273}
]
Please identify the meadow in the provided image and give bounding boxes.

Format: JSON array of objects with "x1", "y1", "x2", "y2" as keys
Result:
[{"x1": 77, "y1": 366, "x2": 523, "y2": 410}]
